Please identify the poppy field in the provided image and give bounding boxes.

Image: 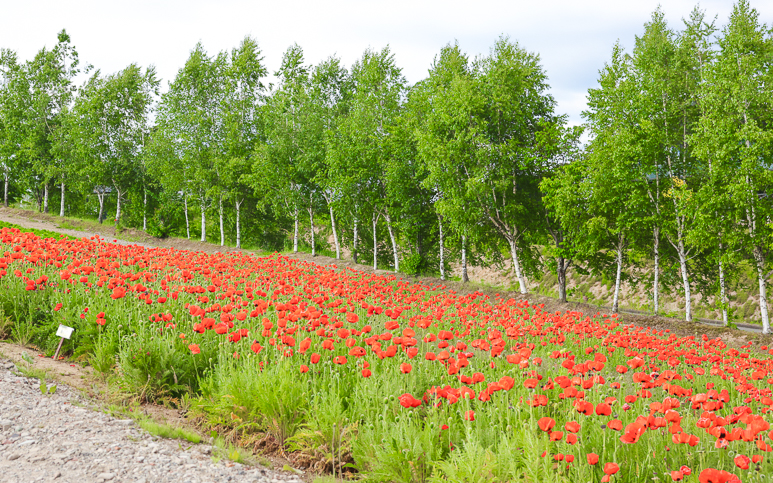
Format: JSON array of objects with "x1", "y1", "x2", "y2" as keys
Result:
[{"x1": 2, "y1": 226, "x2": 773, "y2": 482}]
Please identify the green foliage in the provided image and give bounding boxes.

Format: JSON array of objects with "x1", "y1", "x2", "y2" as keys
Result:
[
  {"x1": 90, "y1": 331, "x2": 118, "y2": 376},
  {"x1": 198, "y1": 355, "x2": 309, "y2": 446},
  {"x1": 117, "y1": 323, "x2": 202, "y2": 402},
  {"x1": 137, "y1": 418, "x2": 201, "y2": 444},
  {"x1": 402, "y1": 253, "x2": 429, "y2": 277},
  {"x1": 39, "y1": 380, "x2": 57, "y2": 395}
]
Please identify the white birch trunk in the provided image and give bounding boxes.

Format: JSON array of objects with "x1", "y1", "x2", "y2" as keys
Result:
[
  {"x1": 461, "y1": 234, "x2": 468, "y2": 283},
  {"x1": 3, "y1": 170, "x2": 8, "y2": 208},
  {"x1": 43, "y1": 183, "x2": 49, "y2": 213},
  {"x1": 754, "y1": 246, "x2": 770, "y2": 335},
  {"x1": 329, "y1": 205, "x2": 340, "y2": 259},
  {"x1": 653, "y1": 226, "x2": 659, "y2": 313},
  {"x1": 97, "y1": 190, "x2": 105, "y2": 224},
  {"x1": 372, "y1": 212, "x2": 378, "y2": 271},
  {"x1": 507, "y1": 237, "x2": 527, "y2": 294},
  {"x1": 678, "y1": 238, "x2": 692, "y2": 322},
  {"x1": 353, "y1": 212, "x2": 359, "y2": 264},
  {"x1": 557, "y1": 257, "x2": 567, "y2": 303},
  {"x1": 59, "y1": 182, "x2": 65, "y2": 217},
  {"x1": 438, "y1": 215, "x2": 445, "y2": 281},
  {"x1": 200, "y1": 199, "x2": 206, "y2": 242},
  {"x1": 384, "y1": 211, "x2": 398, "y2": 272},
  {"x1": 293, "y1": 206, "x2": 299, "y2": 253},
  {"x1": 309, "y1": 202, "x2": 315, "y2": 257},
  {"x1": 219, "y1": 194, "x2": 225, "y2": 247},
  {"x1": 235, "y1": 199, "x2": 242, "y2": 249},
  {"x1": 115, "y1": 188, "x2": 122, "y2": 227},
  {"x1": 719, "y1": 255, "x2": 728, "y2": 326},
  {"x1": 184, "y1": 194, "x2": 191, "y2": 240},
  {"x1": 613, "y1": 237, "x2": 623, "y2": 314},
  {"x1": 142, "y1": 189, "x2": 147, "y2": 231}
]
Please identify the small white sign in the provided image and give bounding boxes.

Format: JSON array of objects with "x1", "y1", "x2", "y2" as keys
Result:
[{"x1": 56, "y1": 325, "x2": 74, "y2": 339}]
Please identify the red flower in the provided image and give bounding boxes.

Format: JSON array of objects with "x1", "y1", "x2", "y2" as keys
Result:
[
  {"x1": 565, "y1": 421, "x2": 581, "y2": 433},
  {"x1": 596, "y1": 403, "x2": 612, "y2": 416},
  {"x1": 400, "y1": 363, "x2": 412, "y2": 374},
  {"x1": 188, "y1": 344, "x2": 200, "y2": 354},
  {"x1": 734, "y1": 454, "x2": 750, "y2": 470},
  {"x1": 399, "y1": 393, "x2": 421, "y2": 408},
  {"x1": 250, "y1": 341, "x2": 263, "y2": 354},
  {"x1": 698, "y1": 468, "x2": 741, "y2": 483},
  {"x1": 603, "y1": 462, "x2": 619, "y2": 475},
  {"x1": 464, "y1": 410, "x2": 475, "y2": 421},
  {"x1": 587, "y1": 453, "x2": 599, "y2": 465},
  {"x1": 538, "y1": 417, "x2": 556, "y2": 432}
]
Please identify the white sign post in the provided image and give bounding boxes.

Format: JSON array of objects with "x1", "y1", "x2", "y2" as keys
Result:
[{"x1": 53, "y1": 325, "x2": 74, "y2": 361}]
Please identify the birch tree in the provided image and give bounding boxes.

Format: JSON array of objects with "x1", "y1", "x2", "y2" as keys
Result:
[
  {"x1": 69, "y1": 64, "x2": 159, "y2": 226},
  {"x1": 328, "y1": 47, "x2": 406, "y2": 271},
  {"x1": 692, "y1": 0, "x2": 773, "y2": 334},
  {"x1": 0, "y1": 48, "x2": 25, "y2": 208},
  {"x1": 583, "y1": 43, "x2": 649, "y2": 313},
  {"x1": 467, "y1": 37, "x2": 557, "y2": 293},
  {"x1": 416, "y1": 42, "x2": 486, "y2": 283},
  {"x1": 250, "y1": 44, "x2": 310, "y2": 253},
  {"x1": 310, "y1": 57, "x2": 350, "y2": 259},
  {"x1": 155, "y1": 43, "x2": 223, "y2": 242},
  {"x1": 218, "y1": 37, "x2": 267, "y2": 248},
  {"x1": 632, "y1": 9, "x2": 707, "y2": 321},
  {"x1": 17, "y1": 30, "x2": 80, "y2": 213}
]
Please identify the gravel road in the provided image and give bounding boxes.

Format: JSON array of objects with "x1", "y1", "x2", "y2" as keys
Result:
[{"x1": 0, "y1": 358, "x2": 305, "y2": 483}]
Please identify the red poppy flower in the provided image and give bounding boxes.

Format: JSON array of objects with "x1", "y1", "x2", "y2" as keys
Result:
[
  {"x1": 587, "y1": 453, "x2": 599, "y2": 465},
  {"x1": 698, "y1": 468, "x2": 741, "y2": 483},
  {"x1": 399, "y1": 393, "x2": 421, "y2": 408},
  {"x1": 592, "y1": 401, "x2": 610, "y2": 415},
  {"x1": 565, "y1": 421, "x2": 581, "y2": 433},
  {"x1": 603, "y1": 462, "x2": 619, "y2": 475},
  {"x1": 538, "y1": 417, "x2": 556, "y2": 432},
  {"x1": 188, "y1": 344, "x2": 200, "y2": 354}
]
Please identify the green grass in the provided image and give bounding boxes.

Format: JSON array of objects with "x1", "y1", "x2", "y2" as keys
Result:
[
  {"x1": 312, "y1": 477, "x2": 344, "y2": 483},
  {"x1": 137, "y1": 419, "x2": 202, "y2": 444},
  {"x1": 211, "y1": 435, "x2": 259, "y2": 465}
]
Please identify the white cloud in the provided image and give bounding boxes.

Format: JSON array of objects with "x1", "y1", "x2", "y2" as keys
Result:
[{"x1": 2, "y1": 0, "x2": 770, "y2": 124}]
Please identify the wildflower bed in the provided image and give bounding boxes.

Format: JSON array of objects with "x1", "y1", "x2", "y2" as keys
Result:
[{"x1": 0, "y1": 226, "x2": 771, "y2": 482}]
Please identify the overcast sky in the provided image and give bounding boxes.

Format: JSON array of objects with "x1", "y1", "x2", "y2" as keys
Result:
[{"x1": 2, "y1": 0, "x2": 771, "y2": 126}]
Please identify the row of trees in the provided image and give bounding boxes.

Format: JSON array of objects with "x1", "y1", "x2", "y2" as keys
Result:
[{"x1": 1, "y1": 1, "x2": 771, "y2": 332}]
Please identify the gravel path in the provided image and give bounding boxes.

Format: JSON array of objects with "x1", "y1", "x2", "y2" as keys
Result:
[{"x1": 0, "y1": 358, "x2": 305, "y2": 483}]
